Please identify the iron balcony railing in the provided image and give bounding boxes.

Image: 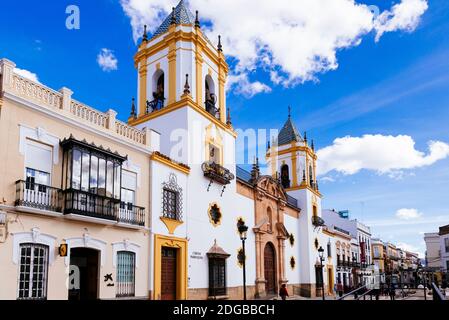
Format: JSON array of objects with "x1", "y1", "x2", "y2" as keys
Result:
[
  {"x1": 146, "y1": 98, "x2": 164, "y2": 113},
  {"x1": 15, "y1": 180, "x2": 62, "y2": 213},
  {"x1": 202, "y1": 162, "x2": 235, "y2": 185},
  {"x1": 312, "y1": 215, "x2": 325, "y2": 227},
  {"x1": 119, "y1": 203, "x2": 146, "y2": 226},
  {"x1": 15, "y1": 181, "x2": 145, "y2": 226},
  {"x1": 64, "y1": 189, "x2": 120, "y2": 221}
]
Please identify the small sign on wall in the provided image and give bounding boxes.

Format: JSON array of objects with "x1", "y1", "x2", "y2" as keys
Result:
[{"x1": 59, "y1": 243, "x2": 68, "y2": 257}]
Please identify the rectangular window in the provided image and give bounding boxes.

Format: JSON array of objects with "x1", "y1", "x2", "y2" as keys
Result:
[
  {"x1": 98, "y1": 158, "x2": 106, "y2": 196},
  {"x1": 119, "y1": 170, "x2": 137, "y2": 223},
  {"x1": 163, "y1": 188, "x2": 179, "y2": 220},
  {"x1": 81, "y1": 152, "x2": 90, "y2": 192},
  {"x1": 106, "y1": 161, "x2": 114, "y2": 198},
  {"x1": 327, "y1": 242, "x2": 332, "y2": 258},
  {"x1": 445, "y1": 238, "x2": 449, "y2": 253},
  {"x1": 72, "y1": 149, "x2": 82, "y2": 190},
  {"x1": 25, "y1": 168, "x2": 50, "y2": 191},
  {"x1": 116, "y1": 251, "x2": 136, "y2": 298},
  {"x1": 374, "y1": 247, "x2": 379, "y2": 258},
  {"x1": 209, "y1": 258, "x2": 226, "y2": 297},
  {"x1": 17, "y1": 243, "x2": 49, "y2": 300},
  {"x1": 90, "y1": 155, "x2": 98, "y2": 194}
]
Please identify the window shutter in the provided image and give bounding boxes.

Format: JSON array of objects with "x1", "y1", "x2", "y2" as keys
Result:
[
  {"x1": 122, "y1": 170, "x2": 137, "y2": 190},
  {"x1": 25, "y1": 140, "x2": 52, "y2": 174}
]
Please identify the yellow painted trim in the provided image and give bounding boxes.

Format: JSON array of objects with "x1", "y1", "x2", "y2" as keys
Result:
[
  {"x1": 327, "y1": 267, "x2": 334, "y2": 295},
  {"x1": 153, "y1": 234, "x2": 188, "y2": 300},
  {"x1": 151, "y1": 153, "x2": 190, "y2": 175},
  {"x1": 135, "y1": 29, "x2": 228, "y2": 74},
  {"x1": 267, "y1": 145, "x2": 317, "y2": 160},
  {"x1": 129, "y1": 96, "x2": 237, "y2": 138},
  {"x1": 322, "y1": 229, "x2": 335, "y2": 237},
  {"x1": 291, "y1": 142, "x2": 298, "y2": 187},
  {"x1": 138, "y1": 63, "x2": 148, "y2": 117},
  {"x1": 196, "y1": 45, "x2": 204, "y2": 107},
  {"x1": 160, "y1": 217, "x2": 184, "y2": 235},
  {"x1": 205, "y1": 123, "x2": 224, "y2": 165},
  {"x1": 168, "y1": 41, "x2": 177, "y2": 105}
]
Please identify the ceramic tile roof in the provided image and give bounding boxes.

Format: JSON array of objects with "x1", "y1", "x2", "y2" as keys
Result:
[
  {"x1": 151, "y1": 0, "x2": 196, "y2": 40},
  {"x1": 277, "y1": 117, "x2": 303, "y2": 146}
]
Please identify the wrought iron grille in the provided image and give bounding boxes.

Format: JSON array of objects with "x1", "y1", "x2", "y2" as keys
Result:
[
  {"x1": 116, "y1": 251, "x2": 136, "y2": 298},
  {"x1": 162, "y1": 174, "x2": 183, "y2": 221}
]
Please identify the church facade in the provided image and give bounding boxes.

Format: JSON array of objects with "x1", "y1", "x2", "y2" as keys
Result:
[{"x1": 0, "y1": 0, "x2": 328, "y2": 300}]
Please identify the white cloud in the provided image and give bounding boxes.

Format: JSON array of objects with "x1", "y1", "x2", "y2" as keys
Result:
[
  {"x1": 97, "y1": 48, "x2": 118, "y2": 72},
  {"x1": 227, "y1": 73, "x2": 271, "y2": 98},
  {"x1": 317, "y1": 134, "x2": 449, "y2": 176},
  {"x1": 120, "y1": 0, "x2": 428, "y2": 96},
  {"x1": 395, "y1": 208, "x2": 423, "y2": 220},
  {"x1": 320, "y1": 176, "x2": 336, "y2": 183},
  {"x1": 374, "y1": 0, "x2": 428, "y2": 42},
  {"x1": 14, "y1": 68, "x2": 40, "y2": 83}
]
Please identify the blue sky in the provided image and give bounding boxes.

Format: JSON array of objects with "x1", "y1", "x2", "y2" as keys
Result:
[{"x1": 1, "y1": 0, "x2": 448, "y2": 257}]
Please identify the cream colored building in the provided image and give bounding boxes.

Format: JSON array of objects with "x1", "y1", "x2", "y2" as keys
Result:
[{"x1": 0, "y1": 58, "x2": 158, "y2": 300}]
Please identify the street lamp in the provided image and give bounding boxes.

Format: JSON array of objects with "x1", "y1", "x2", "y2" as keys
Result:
[
  {"x1": 318, "y1": 246, "x2": 325, "y2": 301},
  {"x1": 238, "y1": 221, "x2": 249, "y2": 301}
]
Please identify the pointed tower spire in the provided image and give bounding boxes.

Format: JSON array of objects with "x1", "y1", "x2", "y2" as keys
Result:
[
  {"x1": 288, "y1": 105, "x2": 291, "y2": 119},
  {"x1": 304, "y1": 131, "x2": 308, "y2": 144},
  {"x1": 142, "y1": 25, "x2": 148, "y2": 43},
  {"x1": 250, "y1": 157, "x2": 260, "y2": 183},
  {"x1": 170, "y1": 7, "x2": 176, "y2": 25},
  {"x1": 311, "y1": 139, "x2": 315, "y2": 151},
  {"x1": 195, "y1": 10, "x2": 201, "y2": 28},
  {"x1": 226, "y1": 107, "x2": 232, "y2": 126},
  {"x1": 130, "y1": 97, "x2": 136, "y2": 118},
  {"x1": 183, "y1": 74, "x2": 191, "y2": 95},
  {"x1": 217, "y1": 35, "x2": 223, "y2": 52}
]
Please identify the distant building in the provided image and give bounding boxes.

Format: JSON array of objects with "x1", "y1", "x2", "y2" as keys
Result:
[{"x1": 424, "y1": 232, "x2": 442, "y2": 268}]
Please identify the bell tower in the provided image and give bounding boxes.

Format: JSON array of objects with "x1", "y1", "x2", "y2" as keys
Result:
[
  {"x1": 266, "y1": 109, "x2": 326, "y2": 297},
  {"x1": 128, "y1": 0, "x2": 233, "y2": 165}
]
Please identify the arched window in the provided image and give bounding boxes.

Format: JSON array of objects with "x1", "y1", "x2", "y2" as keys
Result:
[
  {"x1": 147, "y1": 70, "x2": 165, "y2": 112},
  {"x1": 280, "y1": 165, "x2": 290, "y2": 189},
  {"x1": 205, "y1": 75, "x2": 218, "y2": 118},
  {"x1": 267, "y1": 207, "x2": 273, "y2": 232}
]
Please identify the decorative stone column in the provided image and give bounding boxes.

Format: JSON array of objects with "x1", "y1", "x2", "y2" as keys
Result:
[
  {"x1": 106, "y1": 109, "x2": 117, "y2": 133},
  {"x1": 0, "y1": 58, "x2": 16, "y2": 93},
  {"x1": 59, "y1": 87, "x2": 73, "y2": 112}
]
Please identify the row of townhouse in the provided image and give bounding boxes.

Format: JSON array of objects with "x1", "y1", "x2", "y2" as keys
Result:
[
  {"x1": 0, "y1": 1, "x2": 331, "y2": 300},
  {"x1": 320, "y1": 209, "x2": 421, "y2": 294}
]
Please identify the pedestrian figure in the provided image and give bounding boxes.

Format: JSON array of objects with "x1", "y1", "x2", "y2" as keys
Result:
[
  {"x1": 279, "y1": 284, "x2": 289, "y2": 300},
  {"x1": 337, "y1": 283, "x2": 344, "y2": 297},
  {"x1": 389, "y1": 285, "x2": 396, "y2": 300}
]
